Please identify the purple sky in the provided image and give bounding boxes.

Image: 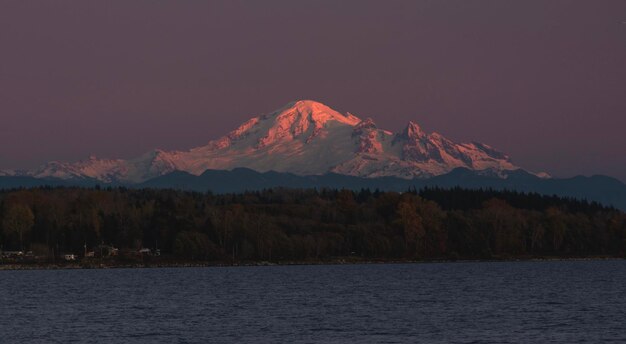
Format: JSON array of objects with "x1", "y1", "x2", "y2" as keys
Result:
[{"x1": 1, "y1": 1, "x2": 625, "y2": 181}]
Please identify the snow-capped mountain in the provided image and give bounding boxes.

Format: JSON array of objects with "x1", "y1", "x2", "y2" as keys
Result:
[{"x1": 4, "y1": 100, "x2": 526, "y2": 183}]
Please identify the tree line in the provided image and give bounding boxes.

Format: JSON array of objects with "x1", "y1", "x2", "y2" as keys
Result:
[{"x1": 0, "y1": 186, "x2": 624, "y2": 262}]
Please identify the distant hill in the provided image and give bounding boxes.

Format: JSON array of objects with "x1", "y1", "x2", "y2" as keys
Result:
[
  {"x1": 2, "y1": 168, "x2": 624, "y2": 210},
  {"x1": 141, "y1": 168, "x2": 626, "y2": 210},
  {"x1": 0, "y1": 176, "x2": 98, "y2": 189}
]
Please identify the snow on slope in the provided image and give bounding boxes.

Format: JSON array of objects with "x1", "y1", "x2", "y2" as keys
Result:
[{"x1": 4, "y1": 100, "x2": 523, "y2": 183}]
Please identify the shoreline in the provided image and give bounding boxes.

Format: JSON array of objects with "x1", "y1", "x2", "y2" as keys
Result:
[{"x1": 1, "y1": 256, "x2": 623, "y2": 271}]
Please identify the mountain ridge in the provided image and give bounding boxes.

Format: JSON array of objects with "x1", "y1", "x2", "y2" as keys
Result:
[{"x1": 3, "y1": 100, "x2": 533, "y2": 183}]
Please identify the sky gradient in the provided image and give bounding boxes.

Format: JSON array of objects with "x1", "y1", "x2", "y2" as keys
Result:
[{"x1": 1, "y1": 1, "x2": 625, "y2": 181}]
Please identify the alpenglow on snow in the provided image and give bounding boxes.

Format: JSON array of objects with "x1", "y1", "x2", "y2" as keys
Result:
[{"x1": 3, "y1": 100, "x2": 526, "y2": 183}]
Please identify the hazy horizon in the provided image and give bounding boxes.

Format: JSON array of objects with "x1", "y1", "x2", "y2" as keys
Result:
[{"x1": 1, "y1": 1, "x2": 625, "y2": 181}]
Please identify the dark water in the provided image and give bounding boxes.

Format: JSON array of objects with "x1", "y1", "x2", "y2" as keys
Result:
[{"x1": 1, "y1": 261, "x2": 625, "y2": 343}]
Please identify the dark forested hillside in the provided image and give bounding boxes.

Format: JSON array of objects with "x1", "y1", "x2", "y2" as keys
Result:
[
  {"x1": 0, "y1": 187, "x2": 624, "y2": 265},
  {"x1": 3, "y1": 168, "x2": 626, "y2": 211}
]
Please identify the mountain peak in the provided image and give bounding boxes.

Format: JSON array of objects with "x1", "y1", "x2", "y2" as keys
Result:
[
  {"x1": 290, "y1": 99, "x2": 329, "y2": 109},
  {"x1": 403, "y1": 120, "x2": 426, "y2": 139},
  {"x1": 276, "y1": 100, "x2": 332, "y2": 115},
  {"x1": 276, "y1": 100, "x2": 361, "y2": 126},
  {"x1": 248, "y1": 100, "x2": 362, "y2": 147}
]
